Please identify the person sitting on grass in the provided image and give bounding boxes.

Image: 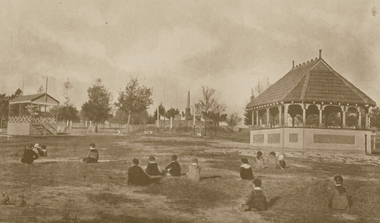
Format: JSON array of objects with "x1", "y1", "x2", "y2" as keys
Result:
[
  {"x1": 21, "y1": 144, "x2": 39, "y2": 164},
  {"x1": 164, "y1": 155, "x2": 181, "y2": 176},
  {"x1": 188, "y1": 157, "x2": 201, "y2": 182},
  {"x1": 146, "y1": 156, "x2": 164, "y2": 176},
  {"x1": 253, "y1": 151, "x2": 265, "y2": 169},
  {"x1": 328, "y1": 175, "x2": 353, "y2": 215},
  {"x1": 33, "y1": 143, "x2": 48, "y2": 157},
  {"x1": 240, "y1": 158, "x2": 255, "y2": 180},
  {"x1": 266, "y1": 151, "x2": 279, "y2": 169},
  {"x1": 82, "y1": 143, "x2": 99, "y2": 163},
  {"x1": 278, "y1": 154, "x2": 286, "y2": 169},
  {"x1": 128, "y1": 158, "x2": 153, "y2": 186},
  {"x1": 242, "y1": 178, "x2": 267, "y2": 211}
]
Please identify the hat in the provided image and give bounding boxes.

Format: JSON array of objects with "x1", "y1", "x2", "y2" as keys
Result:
[
  {"x1": 34, "y1": 143, "x2": 40, "y2": 148},
  {"x1": 278, "y1": 154, "x2": 285, "y2": 161}
]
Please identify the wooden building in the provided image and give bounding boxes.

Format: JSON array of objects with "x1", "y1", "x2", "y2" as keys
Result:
[{"x1": 246, "y1": 50, "x2": 377, "y2": 154}]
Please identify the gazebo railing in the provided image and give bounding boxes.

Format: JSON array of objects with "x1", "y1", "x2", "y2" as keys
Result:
[{"x1": 9, "y1": 116, "x2": 56, "y2": 124}]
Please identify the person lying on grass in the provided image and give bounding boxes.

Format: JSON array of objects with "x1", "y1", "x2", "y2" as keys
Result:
[
  {"x1": 21, "y1": 144, "x2": 39, "y2": 164},
  {"x1": 82, "y1": 143, "x2": 99, "y2": 163},
  {"x1": 253, "y1": 151, "x2": 265, "y2": 169},
  {"x1": 328, "y1": 175, "x2": 353, "y2": 215},
  {"x1": 164, "y1": 155, "x2": 181, "y2": 177},
  {"x1": 240, "y1": 158, "x2": 255, "y2": 180},
  {"x1": 128, "y1": 158, "x2": 160, "y2": 186},
  {"x1": 242, "y1": 178, "x2": 268, "y2": 211},
  {"x1": 188, "y1": 157, "x2": 201, "y2": 182},
  {"x1": 146, "y1": 156, "x2": 165, "y2": 176}
]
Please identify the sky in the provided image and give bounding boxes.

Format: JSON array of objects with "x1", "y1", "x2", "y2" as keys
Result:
[{"x1": 0, "y1": 0, "x2": 379, "y2": 117}]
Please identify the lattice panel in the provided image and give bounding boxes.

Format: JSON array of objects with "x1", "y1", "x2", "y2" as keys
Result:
[{"x1": 8, "y1": 116, "x2": 31, "y2": 123}]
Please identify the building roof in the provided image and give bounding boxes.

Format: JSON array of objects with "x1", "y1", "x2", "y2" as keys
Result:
[
  {"x1": 9, "y1": 93, "x2": 60, "y2": 105},
  {"x1": 247, "y1": 56, "x2": 376, "y2": 108}
]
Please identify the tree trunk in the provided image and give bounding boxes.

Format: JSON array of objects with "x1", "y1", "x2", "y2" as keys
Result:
[
  {"x1": 204, "y1": 118, "x2": 207, "y2": 136},
  {"x1": 95, "y1": 123, "x2": 98, "y2": 133},
  {"x1": 214, "y1": 123, "x2": 217, "y2": 136},
  {"x1": 127, "y1": 113, "x2": 131, "y2": 133}
]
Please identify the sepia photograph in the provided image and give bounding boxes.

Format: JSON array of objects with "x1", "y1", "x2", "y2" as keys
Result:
[{"x1": 0, "y1": 0, "x2": 380, "y2": 222}]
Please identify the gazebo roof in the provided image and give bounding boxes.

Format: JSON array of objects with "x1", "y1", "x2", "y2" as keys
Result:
[
  {"x1": 247, "y1": 56, "x2": 376, "y2": 108},
  {"x1": 9, "y1": 93, "x2": 59, "y2": 106}
]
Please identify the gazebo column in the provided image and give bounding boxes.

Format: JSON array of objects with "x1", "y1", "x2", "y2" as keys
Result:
[
  {"x1": 251, "y1": 110, "x2": 254, "y2": 126},
  {"x1": 341, "y1": 105, "x2": 346, "y2": 128},
  {"x1": 266, "y1": 107, "x2": 270, "y2": 128},
  {"x1": 318, "y1": 105, "x2": 323, "y2": 128},
  {"x1": 284, "y1": 104, "x2": 289, "y2": 127},
  {"x1": 365, "y1": 107, "x2": 369, "y2": 129},
  {"x1": 256, "y1": 110, "x2": 259, "y2": 127},
  {"x1": 302, "y1": 104, "x2": 306, "y2": 126},
  {"x1": 278, "y1": 105, "x2": 282, "y2": 127},
  {"x1": 357, "y1": 107, "x2": 362, "y2": 129}
]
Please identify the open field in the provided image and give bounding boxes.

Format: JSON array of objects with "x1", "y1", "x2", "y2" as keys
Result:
[{"x1": 1, "y1": 132, "x2": 380, "y2": 223}]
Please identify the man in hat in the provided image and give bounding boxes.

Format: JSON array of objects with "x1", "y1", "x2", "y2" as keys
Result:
[{"x1": 328, "y1": 175, "x2": 352, "y2": 215}]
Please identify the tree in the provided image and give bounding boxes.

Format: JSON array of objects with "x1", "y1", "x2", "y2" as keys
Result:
[
  {"x1": 165, "y1": 107, "x2": 180, "y2": 120},
  {"x1": 205, "y1": 103, "x2": 227, "y2": 136},
  {"x1": 198, "y1": 86, "x2": 216, "y2": 136},
  {"x1": 63, "y1": 78, "x2": 73, "y2": 106},
  {"x1": 116, "y1": 77, "x2": 153, "y2": 133},
  {"x1": 81, "y1": 79, "x2": 113, "y2": 132},
  {"x1": 244, "y1": 108, "x2": 253, "y2": 126},
  {"x1": 226, "y1": 112, "x2": 242, "y2": 129},
  {"x1": 153, "y1": 103, "x2": 166, "y2": 124},
  {"x1": 370, "y1": 107, "x2": 380, "y2": 129}
]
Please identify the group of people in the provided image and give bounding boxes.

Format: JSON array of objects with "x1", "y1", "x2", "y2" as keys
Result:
[
  {"x1": 20, "y1": 143, "x2": 48, "y2": 164},
  {"x1": 127, "y1": 155, "x2": 201, "y2": 186},
  {"x1": 240, "y1": 151, "x2": 286, "y2": 180},
  {"x1": 32, "y1": 142, "x2": 351, "y2": 215}
]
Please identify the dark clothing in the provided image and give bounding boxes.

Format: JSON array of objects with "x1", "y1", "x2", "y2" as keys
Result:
[
  {"x1": 83, "y1": 149, "x2": 98, "y2": 163},
  {"x1": 146, "y1": 163, "x2": 163, "y2": 176},
  {"x1": 240, "y1": 164, "x2": 254, "y2": 180},
  {"x1": 21, "y1": 149, "x2": 39, "y2": 164},
  {"x1": 329, "y1": 185, "x2": 349, "y2": 210},
  {"x1": 279, "y1": 160, "x2": 286, "y2": 169},
  {"x1": 128, "y1": 165, "x2": 151, "y2": 186},
  {"x1": 246, "y1": 190, "x2": 268, "y2": 211},
  {"x1": 36, "y1": 148, "x2": 47, "y2": 156},
  {"x1": 165, "y1": 161, "x2": 181, "y2": 176}
]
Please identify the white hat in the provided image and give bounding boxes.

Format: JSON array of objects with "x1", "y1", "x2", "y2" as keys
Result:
[
  {"x1": 34, "y1": 143, "x2": 40, "y2": 148},
  {"x1": 278, "y1": 154, "x2": 285, "y2": 161}
]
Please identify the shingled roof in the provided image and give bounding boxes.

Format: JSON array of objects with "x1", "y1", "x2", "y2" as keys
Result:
[
  {"x1": 247, "y1": 57, "x2": 376, "y2": 108},
  {"x1": 9, "y1": 93, "x2": 59, "y2": 105}
]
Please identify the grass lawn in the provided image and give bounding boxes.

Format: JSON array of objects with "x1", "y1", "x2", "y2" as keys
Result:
[{"x1": 0, "y1": 133, "x2": 379, "y2": 222}]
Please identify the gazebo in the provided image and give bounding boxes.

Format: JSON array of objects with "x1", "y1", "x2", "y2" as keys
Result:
[
  {"x1": 246, "y1": 50, "x2": 377, "y2": 154},
  {"x1": 8, "y1": 93, "x2": 59, "y2": 135}
]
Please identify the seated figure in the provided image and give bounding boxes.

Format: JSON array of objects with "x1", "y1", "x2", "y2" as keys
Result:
[
  {"x1": 21, "y1": 144, "x2": 39, "y2": 164},
  {"x1": 82, "y1": 143, "x2": 99, "y2": 163}
]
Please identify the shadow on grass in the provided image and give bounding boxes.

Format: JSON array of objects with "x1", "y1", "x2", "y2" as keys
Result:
[
  {"x1": 139, "y1": 177, "x2": 232, "y2": 210},
  {"x1": 200, "y1": 175, "x2": 222, "y2": 181},
  {"x1": 267, "y1": 196, "x2": 281, "y2": 208},
  {"x1": 87, "y1": 192, "x2": 142, "y2": 206}
]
